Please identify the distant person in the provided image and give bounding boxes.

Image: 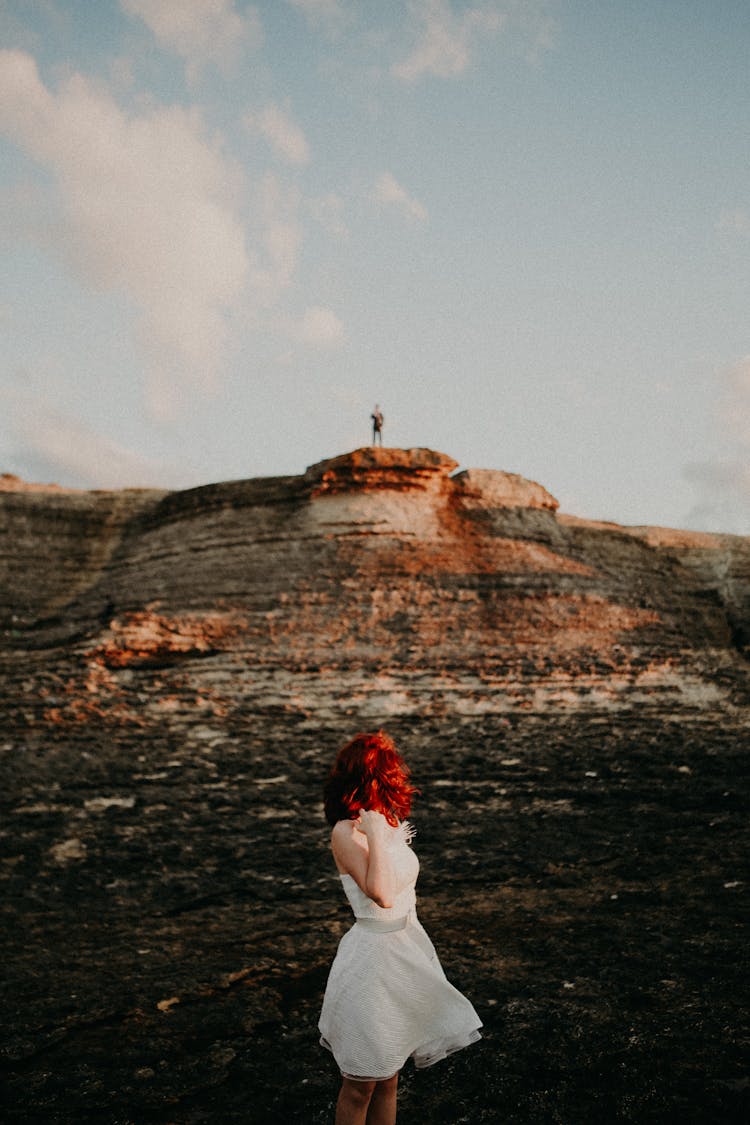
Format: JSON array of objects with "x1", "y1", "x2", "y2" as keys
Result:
[
  {"x1": 371, "y1": 405, "x2": 384, "y2": 446},
  {"x1": 319, "y1": 731, "x2": 481, "y2": 1123}
]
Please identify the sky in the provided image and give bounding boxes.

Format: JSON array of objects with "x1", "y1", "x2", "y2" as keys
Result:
[{"x1": 1, "y1": 0, "x2": 749, "y2": 533}]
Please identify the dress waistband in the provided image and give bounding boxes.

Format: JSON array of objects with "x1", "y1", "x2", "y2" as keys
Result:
[{"x1": 354, "y1": 914, "x2": 409, "y2": 933}]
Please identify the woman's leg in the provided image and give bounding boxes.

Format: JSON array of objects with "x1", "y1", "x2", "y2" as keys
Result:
[
  {"x1": 335, "y1": 1078, "x2": 375, "y2": 1125},
  {"x1": 366, "y1": 1073, "x2": 398, "y2": 1125}
]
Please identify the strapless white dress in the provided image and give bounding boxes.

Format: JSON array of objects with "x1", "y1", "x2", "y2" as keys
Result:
[{"x1": 318, "y1": 821, "x2": 482, "y2": 1081}]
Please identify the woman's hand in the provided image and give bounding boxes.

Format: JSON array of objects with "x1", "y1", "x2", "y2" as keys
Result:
[
  {"x1": 355, "y1": 809, "x2": 389, "y2": 839},
  {"x1": 332, "y1": 811, "x2": 394, "y2": 908}
]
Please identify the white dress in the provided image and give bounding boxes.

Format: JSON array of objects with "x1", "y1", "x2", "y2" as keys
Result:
[{"x1": 318, "y1": 821, "x2": 482, "y2": 1081}]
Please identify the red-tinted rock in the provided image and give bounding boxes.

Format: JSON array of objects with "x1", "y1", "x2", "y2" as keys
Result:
[{"x1": 0, "y1": 447, "x2": 748, "y2": 725}]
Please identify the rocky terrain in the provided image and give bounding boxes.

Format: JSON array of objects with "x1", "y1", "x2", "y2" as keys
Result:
[{"x1": 1, "y1": 447, "x2": 748, "y2": 1122}]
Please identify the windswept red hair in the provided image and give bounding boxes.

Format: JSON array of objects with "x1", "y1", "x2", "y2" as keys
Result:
[{"x1": 323, "y1": 731, "x2": 418, "y2": 827}]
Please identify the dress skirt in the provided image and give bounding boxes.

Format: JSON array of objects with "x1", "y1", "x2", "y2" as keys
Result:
[{"x1": 319, "y1": 909, "x2": 482, "y2": 1081}]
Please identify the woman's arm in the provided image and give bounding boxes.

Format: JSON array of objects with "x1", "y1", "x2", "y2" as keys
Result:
[{"x1": 331, "y1": 812, "x2": 395, "y2": 909}]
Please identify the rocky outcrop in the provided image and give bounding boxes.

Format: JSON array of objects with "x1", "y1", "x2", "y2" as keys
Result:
[
  {"x1": 453, "y1": 467, "x2": 559, "y2": 512},
  {"x1": 0, "y1": 447, "x2": 748, "y2": 730},
  {"x1": 0, "y1": 472, "x2": 79, "y2": 493},
  {"x1": 303, "y1": 445, "x2": 458, "y2": 495},
  {"x1": 2, "y1": 449, "x2": 748, "y2": 1124}
]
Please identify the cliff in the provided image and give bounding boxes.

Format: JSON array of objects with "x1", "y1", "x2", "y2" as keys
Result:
[
  {"x1": 2, "y1": 448, "x2": 748, "y2": 1123},
  {"x1": 1, "y1": 446, "x2": 748, "y2": 729}
]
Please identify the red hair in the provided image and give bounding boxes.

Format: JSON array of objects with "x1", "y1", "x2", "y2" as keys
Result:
[{"x1": 323, "y1": 731, "x2": 418, "y2": 827}]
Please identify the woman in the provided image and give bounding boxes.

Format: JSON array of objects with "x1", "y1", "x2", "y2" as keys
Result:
[{"x1": 319, "y1": 731, "x2": 481, "y2": 1124}]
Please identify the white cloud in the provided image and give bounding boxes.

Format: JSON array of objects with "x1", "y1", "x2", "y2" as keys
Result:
[
  {"x1": 0, "y1": 49, "x2": 249, "y2": 417},
  {"x1": 685, "y1": 461, "x2": 750, "y2": 493},
  {"x1": 4, "y1": 389, "x2": 186, "y2": 489},
  {"x1": 393, "y1": 0, "x2": 504, "y2": 82},
  {"x1": 247, "y1": 172, "x2": 303, "y2": 302},
  {"x1": 120, "y1": 0, "x2": 259, "y2": 75},
  {"x1": 716, "y1": 208, "x2": 750, "y2": 241},
  {"x1": 264, "y1": 217, "x2": 300, "y2": 291},
  {"x1": 374, "y1": 172, "x2": 428, "y2": 221},
  {"x1": 683, "y1": 357, "x2": 750, "y2": 533},
  {"x1": 286, "y1": 0, "x2": 347, "y2": 27},
  {"x1": 245, "y1": 102, "x2": 310, "y2": 166},
  {"x1": 308, "y1": 192, "x2": 349, "y2": 239},
  {"x1": 722, "y1": 356, "x2": 750, "y2": 443},
  {"x1": 298, "y1": 305, "x2": 345, "y2": 347},
  {"x1": 683, "y1": 460, "x2": 750, "y2": 534}
]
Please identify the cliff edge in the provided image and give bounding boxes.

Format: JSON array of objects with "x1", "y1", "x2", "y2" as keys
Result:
[{"x1": 1, "y1": 447, "x2": 748, "y2": 726}]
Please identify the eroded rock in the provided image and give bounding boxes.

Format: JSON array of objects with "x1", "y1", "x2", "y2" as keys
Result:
[{"x1": 0, "y1": 448, "x2": 749, "y2": 1121}]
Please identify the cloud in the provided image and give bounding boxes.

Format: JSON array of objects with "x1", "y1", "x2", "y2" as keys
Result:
[
  {"x1": 373, "y1": 172, "x2": 428, "y2": 221},
  {"x1": 246, "y1": 172, "x2": 303, "y2": 303},
  {"x1": 308, "y1": 192, "x2": 349, "y2": 239},
  {"x1": 716, "y1": 208, "x2": 750, "y2": 241},
  {"x1": 721, "y1": 356, "x2": 750, "y2": 442},
  {"x1": 286, "y1": 0, "x2": 347, "y2": 27},
  {"x1": 683, "y1": 460, "x2": 750, "y2": 534},
  {"x1": 0, "y1": 49, "x2": 249, "y2": 418},
  {"x1": 393, "y1": 0, "x2": 504, "y2": 82},
  {"x1": 683, "y1": 357, "x2": 750, "y2": 533},
  {"x1": 245, "y1": 102, "x2": 310, "y2": 166},
  {"x1": 120, "y1": 0, "x2": 259, "y2": 75},
  {"x1": 684, "y1": 461, "x2": 750, "y2": 493},
  {"x1": 298, "y1": 305, "x2": 345, "y2": 347},
  {"x1": 4, "y1": 388, "x2": 186, "y2": 489}
]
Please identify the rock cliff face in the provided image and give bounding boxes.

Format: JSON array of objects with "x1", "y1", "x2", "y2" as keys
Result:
[
  {"x1": 2, "y1": 449, "x2": 749, "y2": 1123},
  {"x1": 1, "y1": 447, "x2": 748, "y2": 730}
]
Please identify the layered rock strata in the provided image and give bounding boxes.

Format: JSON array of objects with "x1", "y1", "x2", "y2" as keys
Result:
[
  {"x1": 1, "y1": 449, "x2": 749, "y2": 1123},
  {"x1": 0, "y1": 447, "x2": 748, "y2": 731}
]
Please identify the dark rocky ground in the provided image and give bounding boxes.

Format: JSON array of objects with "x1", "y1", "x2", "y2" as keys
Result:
[{"x1": 1, "y1": 712, "x2": 748, "y2": 1124}]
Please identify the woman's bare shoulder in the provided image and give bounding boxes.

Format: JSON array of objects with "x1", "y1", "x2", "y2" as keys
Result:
[
  {"x1": 331, "y1": 817, "x2": 368, "y2": 876},
  {"x1": 331, "y1": 818, "x2": 359, "y2": 845}
]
